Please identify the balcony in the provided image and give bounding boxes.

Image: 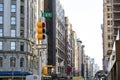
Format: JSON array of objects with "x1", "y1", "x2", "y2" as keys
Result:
[
  {"x1": 113, "y1": 13, "x2": 120, "y2": 20},
  {"x1": 113, "y1": 5, "x2": 120, "y2": 12},
  {"x1": 113, "y1": 0, "x2": 120, "y2": 4},
  {"x1": 113, "y1": 21, "x2": 120, "y2": 26},
  {"x1": 114, "y1": 26, "x2": 120, "y2": 28},
  {"x1": 113, "y1": 29, "x2": 118, "y2": 39}
]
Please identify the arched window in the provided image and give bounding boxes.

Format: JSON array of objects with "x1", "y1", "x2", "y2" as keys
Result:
[
  {"x1": 0, "y1": 57, "x2": 3, "y2": 67},
  {"x1": 20, "y1": 57, "x2": 24, "y2": 67},
  {"x1": 10, "y1": 57, "x2": 16, "y2": 67}
]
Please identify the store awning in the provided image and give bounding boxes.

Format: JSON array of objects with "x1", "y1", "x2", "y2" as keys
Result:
[{"x1": 0, "y1": 71, "x2": 32, "y2": 77}]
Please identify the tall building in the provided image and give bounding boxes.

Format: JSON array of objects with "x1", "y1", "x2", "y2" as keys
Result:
[
  {"x1": 65, "y1": 17, "x2": 75, "y2": 76},
  {"x1": 44, "y1": 0, "x2": 56, "y2": 66},
  {"x1": 106, "y1": 0, "x2": 120, "y2": 79},
  {"x1": 102, "y1": 0, "x2": 120, "y2": 79},
  {"x1": 77, "y1": 39, "x2": 82, "y2": 76},
  {"x1": 73, "y1": 32, "x2": 78, "y2": 76},
  {"x1": 0, "y1": 0, "x2": 43, "y2": 79},
  {"x1": 83, "y1": 56, "x2": 99, "y2": 80},
  {"x1": 81, "y1": 45, "x2": 85, "y2": 78},
  {"x1": 55, "y1": 0, "x2": 66, "y2": 75},
  {"x1": 102, "y1": 0, "x2": 113, "y2": 73},
  {"x1": 44, "y1": 0, "x2": 66, "y2": 76}
]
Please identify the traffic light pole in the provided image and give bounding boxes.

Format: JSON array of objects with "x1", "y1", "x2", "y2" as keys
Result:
[
  {"x1": 38, "y1": 49, "x2": 42, "y2": 80},
  {"x1": 38, "y1": 44, "x2": 47, "y2": 80}
]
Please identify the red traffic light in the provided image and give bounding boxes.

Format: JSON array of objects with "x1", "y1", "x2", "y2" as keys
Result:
[{"x1": 37, "y1": 22, "x2": 45, "y2": 28}]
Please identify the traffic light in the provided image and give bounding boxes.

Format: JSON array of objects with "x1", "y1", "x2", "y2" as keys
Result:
[
  {"x1": 42, "y1": 66, "x2": 47, "y2": 75},
  {"x1": 42, "y1": 65, "x2": 56, "y2": 76},
  {"x1": 36, "y1": 21, "x2": 45, "y2": 40},
  {"x1": 47, "y1": 65, "x2": 56, "y2": 75}
]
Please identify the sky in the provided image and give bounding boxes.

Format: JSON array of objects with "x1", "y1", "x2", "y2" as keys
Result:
[{"x1": 60, "y1": 0, "x2": 103, "y2": 69}]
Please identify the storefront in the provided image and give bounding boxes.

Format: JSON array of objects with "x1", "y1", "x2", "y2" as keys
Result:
[{"x1": 0, "y1": 71, "x2": 32, "y2": 80}]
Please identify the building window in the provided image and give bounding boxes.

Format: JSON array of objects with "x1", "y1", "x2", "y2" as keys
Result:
[
  {"x1": 11, "y1": 4, "x2": 16, "y2": 12},
  {"x1": 20, "y1": 18, "x2": 24, "y2": 26},
  {"x1": 21, "y1": 0, "x2": 24, "y2": 2},
  {"x1": 108, "y1": 42, "x2": 111, "y2": 48},
  {"x1": 10, "y1": 57, "x2": 16, "y2": 67},
  {"x1": 0, "y1": 57, "x2": 3, "y2": 67},
  {"x1": 11, "y1": 42, "x2": 16, "y2": 50},
  {"x1": 107, "y1": 27, "x2": 110, "y2": 32},
  {"x1": 108, "y1": 35, "x2": 110, "y2": 40},
  {"x1": 20, "y1": 30, "x2": 24, "y2": 37},
  {"x1": 11, "y1": 17, "x2": 16, "y2": 25},
  {"x1": 20, "y1": 6, "x2": 24, "y2": 14},
  {"x1": 0, "y1": 29, "x2": 3, "y2": 37},
  {"x1": 20, "y1": 57, "x2": 24, "y2": 67},
  {"x1": 0, "y1": 4, "x2": 3, "y2": 11},
  {"x1": 107, "y1": 6, "x2": 112, "y2": 11},
  {"x1": 107, "y1": 20, "x2": 110, "y2": 25},
  {"x1": 0, "y1": 16, "x2": 3, "y2": 24},
  {"x1": 107, "y1": 13, "x2": 111, "y2": 18},
  {"x1": 0, "y1": 41, "x2": 3, "y2": 50},
  {"x1": 20, "y1": 42, "x2": 24, "y2": 51},
  {"x1": 11, "y1": 29, "x2": 16, "y2": 37}
]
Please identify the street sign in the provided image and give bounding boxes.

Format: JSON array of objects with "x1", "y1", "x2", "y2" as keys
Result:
[
  {"x1": 42, "y1": 12, "x2": 52, "y2": 17},
  {"x1": 37, "y1": 44, "x2": 47, "y2": 49}
]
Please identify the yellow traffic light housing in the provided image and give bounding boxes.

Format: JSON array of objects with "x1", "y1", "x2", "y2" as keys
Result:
[
  {"x1": 42, "y1": 66, "x2": 47, "y2": 75},
  {"x1": 42, "y1": 65, "x2": 56, "y2": 76},
  {"x1": 36, "y1": 21, "x2": 45, "y2": 40}
]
